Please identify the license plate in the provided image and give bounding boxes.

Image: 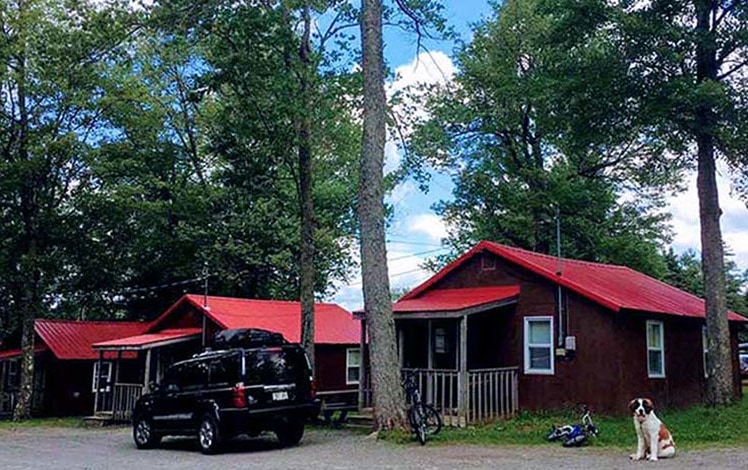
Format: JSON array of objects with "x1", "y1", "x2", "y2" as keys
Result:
[{"x1": 272, "y1": 391, "x2": 288, "y2": 401}]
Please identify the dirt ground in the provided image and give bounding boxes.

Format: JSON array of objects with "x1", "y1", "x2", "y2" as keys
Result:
[{"x1": 0, "y1": 425, "x2": 746, "y2": 469}]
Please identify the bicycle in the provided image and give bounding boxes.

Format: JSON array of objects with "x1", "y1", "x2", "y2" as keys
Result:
[
  {"x1": 546, "y1": 404, "x2": 599, "y2": 447},
  {"x1": 402, "y1": 373, "x2": 443, "y2": 445}
]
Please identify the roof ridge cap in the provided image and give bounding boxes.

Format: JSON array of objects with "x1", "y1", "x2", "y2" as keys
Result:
[
  {"x1": 36, "y1": 318, "x2": 145, "y2": 325},
  {"x1": 495, "y1": 243, "x2": 629, "y2": 270}
]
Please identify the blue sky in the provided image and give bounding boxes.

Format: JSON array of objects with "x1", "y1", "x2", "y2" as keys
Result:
[
  {"x1": 329, "y1": 0, "x2": 496, "y2": 311},
  {"x1": 328, "y1": 0, "x2": 748, "y2": 312}
]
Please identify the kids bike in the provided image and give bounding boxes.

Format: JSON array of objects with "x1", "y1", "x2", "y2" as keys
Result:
[{"x1": 546, "y1": 404, "x2": 599, "y2": 447}]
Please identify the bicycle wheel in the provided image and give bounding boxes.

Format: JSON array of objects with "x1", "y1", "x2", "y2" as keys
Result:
[
  {"x1": 409, "y1": 406, "x2": 427, "y2": 445},
  {"x1": 422, "y1": 404, "x2": 442, "y2": 435}
]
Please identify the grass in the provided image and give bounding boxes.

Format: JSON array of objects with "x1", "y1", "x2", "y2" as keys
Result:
[
  {"x1": 0, "y1": 417, "x2": 84, "y2": 429},
  {"x1": 381, "y1": 395, "x2": 748, "y2": 449}
]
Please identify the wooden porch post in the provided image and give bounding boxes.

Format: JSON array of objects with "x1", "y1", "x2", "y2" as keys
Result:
[
  {"x1": 458, "y1": 314, "x2": 468, "y2": 426},
  {"x1": 143, "y1": 348, "x2": 152, "y2": 393},
  {"x1": 114, "y1": 351, "x2": 121, "y2": 387},
  {"x1": 113, "y1": 351, "x2": 122, "y2": 419},
  {"x1": 357, "y1": 318, "x2": 367, "y2": 411},
  {"x1": 93, "y1": 350, "x2": 103, "y2": 415},
  {"x1": 0, "y1": 360, "x2": 6, "y2": 398},
  {"x1": 397, "y1": 323, "x2": 404, "y2": 367},
  {"x1": 427, "y1": 320, "x2": 433, "y2": 369}
]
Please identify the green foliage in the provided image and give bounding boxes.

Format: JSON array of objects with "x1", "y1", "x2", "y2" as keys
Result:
[
  {"x1": 663, "y1": 248, "x2": 748, "y2": 316},
  {"x1": 397, "y1": 396, "x2": 748, "y2": 449},
  {"x1": 0, "y1": 1, "x2": 365, "y2": 325},
  {"x1": 0, "y1": 0, "x2": 143, "y2": 328},
  {"x1": 408, "y1": 0, "x2": 672, "y2": 276},
  {"x1": 0, "y1": 417, "x2": 84, "y2": 429}
]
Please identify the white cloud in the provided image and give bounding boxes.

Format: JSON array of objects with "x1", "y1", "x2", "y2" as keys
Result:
[
  {"x1": 390, "y1": 50, "x2": 457, "y2": 93},
  {"x1": 329, "y1": 51, "x2": 458, "y2": 312},
  {"x1": 406, "y1": 214, "x2": 448, "y2": 242},
  {"x1": 382, "y1": 51, "x2": 457, "y2": 175},
  {"x1": 388, "y1": 179, "x2": 418, "y2": 206},
  {"x1": 667, "y1": 164, "x2": 748, "y2": 269}
]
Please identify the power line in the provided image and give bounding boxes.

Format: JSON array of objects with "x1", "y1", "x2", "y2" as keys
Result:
[
  {"x1": 388, "y1": 247, "x2": 447, "y2": 261},
  {"x1": 340, "y1": 267, "x2": 431, "y2": 288},
  {"x1": 386, "y1": 239, "x2": 444, "y2": 247}
]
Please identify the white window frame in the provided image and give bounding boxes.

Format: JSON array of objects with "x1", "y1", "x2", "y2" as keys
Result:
[
  {"x1": 346, "y1": 348, "x2": 361, "y2": 385},
  {"x1": 92, "y1": 361, "x2": 113, "y2": 393},
  {"x1": 646, "y1": 320, "x2": 665, "y2": 378},
  {"x1": 702, "y1": 326, "x2": 709, "y2": 378},
  {"x1": 524, "y1": 316, "x2": 555, "y2": 375}
]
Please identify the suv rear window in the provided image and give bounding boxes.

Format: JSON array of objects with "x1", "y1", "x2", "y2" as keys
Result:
[
  {"x1": 244, "y1": 348, "x2": 304, "y2": 385},
  {"x1": 209, "y1": 354, "x2": 241, "y2": 386}
]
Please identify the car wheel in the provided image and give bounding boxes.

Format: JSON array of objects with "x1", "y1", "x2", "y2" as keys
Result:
[
  {"x1": 198, "y1": 414, "x2": 223, "y2": 455},
  {"x1": 133, "y1": 415, "x2": 161, "y2": 449},
  {"x1": 276, "y1": 419, "x2": 304, "y2": 447}
]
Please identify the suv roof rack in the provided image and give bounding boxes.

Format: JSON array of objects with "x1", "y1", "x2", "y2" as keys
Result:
[{"x1": 210, "y1": 328, "x2": 288, "y2": 350}]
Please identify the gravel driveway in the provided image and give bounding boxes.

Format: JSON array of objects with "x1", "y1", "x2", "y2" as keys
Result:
[{"x1": 0, "y1": 425, "x2": 746, "y2": 469}]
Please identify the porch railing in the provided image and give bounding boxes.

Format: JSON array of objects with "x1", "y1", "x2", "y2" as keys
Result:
[
  {"x1": 467, "y1": 367, "x2": 518, "y2": 423},
  {"x1": 401, "y1": 367, "x2": 518, "y2": 425},
  {"x1": 95, "y1": 383, "x2": 143, "y2": 422},
  {"x1": 112, "y1": 383, "x2": 143, "y2": 421},
  {"x1": 402, "y1": 368, "x2": 459, "y2": 413},
  {"x1": 1, "y1": 391, "x2": 15, "y2": 416}
]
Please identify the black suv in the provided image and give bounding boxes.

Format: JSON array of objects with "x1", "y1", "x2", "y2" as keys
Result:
[{"x1": 132, "y1": 329, "x2": 319, "y2": 454}]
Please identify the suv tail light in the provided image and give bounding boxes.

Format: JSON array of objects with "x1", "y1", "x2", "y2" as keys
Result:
[
  {"x1": 310, "y1": 377, "x2": 317, "y2": 399},
  {"x1": 232, "y1": 382, "x2": 247, "y2": 408}
]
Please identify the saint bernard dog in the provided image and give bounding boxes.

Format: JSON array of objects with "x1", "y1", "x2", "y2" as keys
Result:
[{"x1": 629, "y1": 398, "x2": 676, "y2": 461}]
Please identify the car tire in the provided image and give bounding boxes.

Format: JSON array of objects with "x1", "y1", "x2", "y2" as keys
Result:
[
  {"x1": 198, "y1": 414, "x2": 223, "y2": 455},
  {"x1": 276, "y1": 419, "x2": 304, "y2": 447},
  {"x1": 133, "y1": 415, "x2": 161, "y2": 449}
]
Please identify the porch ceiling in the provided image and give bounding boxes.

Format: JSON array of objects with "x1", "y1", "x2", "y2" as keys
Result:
[
  {"x1": 92, "y1": 328, "x2": 202, "y2": 351},
  {"x1": 393, "y1": 285, "x2": 520, "y2": 319}
]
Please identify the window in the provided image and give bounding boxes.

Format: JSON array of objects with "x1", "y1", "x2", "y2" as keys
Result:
[
  {"x1": 481, "y1": 256, "x2": 496, "y2": 271},
  {"x1": 181, "y1": 361, "x2": 210, "y2": 389},
  {"x1": 434, "y1": 327, "x2": 447, "y2": 354},
  {"x1": 524, "y1": 317, "x2": 554, "y2": 375},
  {"x1": 245, "y1": 349, "x2": 298, "y2": 386},
  {"x1": 647, "y1": 320, "x2": 665, "y2": 378},
  {"x1": 162, "y1": 364, "x2": 184, "y2": 391},
  {"x1": 92, "y1": 361, "x2": 112, "y2": 393},
  {"x1": 5, "y1": 360, "x2": 19, "y2": 389},
  {"x1": 346, "y1": 348, "x2": 361, "y2": 385},
  {"x1": 209, "y1": 355, "x2": 239, "y2": 386},
  {"x1": 702, "y1": 326, "x2": 708, "y2": 378}
]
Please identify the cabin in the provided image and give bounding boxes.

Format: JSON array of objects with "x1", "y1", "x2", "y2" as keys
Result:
[
  {"x1": 0, "y1": 320, "x2": 148, "y2": 418},
  {"x1": 358, "y1": 241, "x2": 746, "y2": 424},
  {"x1": 91, "y1": 294, "x2": 362, "y2": 421}
]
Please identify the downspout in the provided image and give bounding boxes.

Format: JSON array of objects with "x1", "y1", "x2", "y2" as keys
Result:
[
  {"x1": 202, "y1": 262, "x2": 209, "y2": 348},
  {"x1": 556, "y1": 205, "x2": 564, "y2": 346}
]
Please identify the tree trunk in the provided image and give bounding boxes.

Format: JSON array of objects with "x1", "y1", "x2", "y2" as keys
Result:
[
  {"x1": 694, "y1": 0, "x2": 733, "y2": 405},
  {"x1": 359, "y1": 0, "x2": 406, "y2": 430},
  {"x1": 298, "y1": 2, "x2": 316, "y2": 374},
  {"x1": 13, "y1": 14, "x2": 38, "y2": 419}
]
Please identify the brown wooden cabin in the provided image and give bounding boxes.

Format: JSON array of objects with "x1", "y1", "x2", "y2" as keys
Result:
[
  {"x1": 91, "y1": 294, "x2": 362, "y2": 422},
  {"x1": 0, "y1": 320, "x2": 148, "y2": 419},
  {"x1": 357, "y1": 241, "x2": 746, "y2": 425}
]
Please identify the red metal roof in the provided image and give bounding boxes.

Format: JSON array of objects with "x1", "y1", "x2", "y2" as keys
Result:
[
  {"x1": 0, "y1": 345, "x2": 47, "y2": 360},
  {"x1": 93, "y1": 328, "x2": 202, "y2": 350},
  {"x1": 151, "y1": 295, "x2": 360, "y2": 344},
  {"x1": 394, "y1": 286, "x2": 520, "y2": 313},
  {"x1": 35, "y1": 319, "x2": 150, "y2": 360},
  {"x1": 403, "y1": 241, "x2": 747, "y2": 321}
]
